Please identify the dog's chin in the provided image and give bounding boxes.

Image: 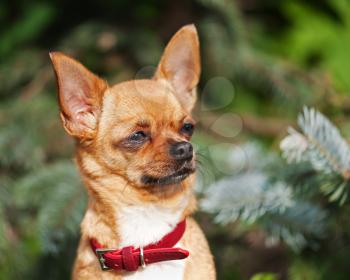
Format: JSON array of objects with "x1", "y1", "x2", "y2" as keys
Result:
[{"x1": 141, "y1": 165, "x2": 195, "y2": 187}]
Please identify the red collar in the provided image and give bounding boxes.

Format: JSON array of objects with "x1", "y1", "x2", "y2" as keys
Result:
[{"x1": 90, "y1": 220, "x2": 189, "y2": 272}]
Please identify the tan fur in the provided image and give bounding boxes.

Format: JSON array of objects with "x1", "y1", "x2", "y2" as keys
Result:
[{"x1": 50, "y1": 24, "x2": 215, "y2": 280}]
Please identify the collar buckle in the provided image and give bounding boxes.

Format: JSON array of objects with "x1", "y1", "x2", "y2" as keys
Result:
[
  {"x1": 139, "y1": 246, "x2": 146, "y2": 268},
  {"x1": 95, "y1": 248, "x2": 116, "y2": 271}
]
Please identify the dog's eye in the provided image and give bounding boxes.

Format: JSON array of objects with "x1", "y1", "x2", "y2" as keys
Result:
[
  {"x1": 129, "y1": 131, "x2": 148, "y2": 142},
  {"x1": 181, "y1": 123, "x2": 194, "y2": 136}
]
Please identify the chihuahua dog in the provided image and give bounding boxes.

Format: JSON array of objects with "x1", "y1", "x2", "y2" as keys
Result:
[{"x1": 50, "y1": 24, "x2": 215, "y2": 280}]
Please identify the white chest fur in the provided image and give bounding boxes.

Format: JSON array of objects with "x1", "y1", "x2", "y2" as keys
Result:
[
  {"x1": 122, "y1": 257, "x2": 186, "y2": 280},
  {"x1": 117, "y1": 200, "x2": 188, "y2": 280}
]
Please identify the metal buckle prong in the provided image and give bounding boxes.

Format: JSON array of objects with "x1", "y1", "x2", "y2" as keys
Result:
[
  {"x1": 96, "y1": 248, "x2": 116, "y2": 271},
  {"x1": 140, "y1": 246, "x2": 146, "y2": 268}
]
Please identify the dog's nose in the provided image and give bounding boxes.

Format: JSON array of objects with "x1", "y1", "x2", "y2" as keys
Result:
[{"x1": 169, "y1": 141, "x2": 193, "y2": 161}]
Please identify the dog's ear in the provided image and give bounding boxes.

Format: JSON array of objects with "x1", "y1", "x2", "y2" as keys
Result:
[
  {"x1": 154, "y1": 24, "x2": 200, "y2": 112},
  {"x1": 49, "y1": 52, "x2": 107, "y2": 139}
]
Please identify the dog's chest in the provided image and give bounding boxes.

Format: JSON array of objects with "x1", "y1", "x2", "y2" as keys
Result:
[
  {"x1": 117, "y1": 204, "x2": 187, "y2": 280},
  {"x1": 122, "y1": 258, "x2": 186, "y2": 280}
]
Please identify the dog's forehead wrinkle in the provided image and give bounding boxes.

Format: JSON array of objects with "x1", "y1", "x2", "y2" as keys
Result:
[
  {"x1": 108, "y1": 79, "x2": 183, "y2": 110},
  {"x1": 101, "y1": 86, "x2": 186, "y2": 134}
]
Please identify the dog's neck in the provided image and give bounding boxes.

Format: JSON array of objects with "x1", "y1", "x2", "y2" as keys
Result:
[{"x1": 76, "y1": 148, "x2": 196, "y2": 249}]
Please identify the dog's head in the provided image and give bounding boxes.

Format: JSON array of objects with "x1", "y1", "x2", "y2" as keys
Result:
[{"x1": 50, "y1": 25, "x2": 200, "y2": 196}]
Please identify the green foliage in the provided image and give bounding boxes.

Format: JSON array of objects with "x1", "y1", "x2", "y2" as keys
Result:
[
  {"x1": 250, "y1": 273, "x2": 278, "y2": 280},
  {"x1": 0, "y1": 95, "x2": 65, "y2": 169},
  {"x1": 14, "y1": 161, "x2": 85, "y2": 253},
  {"x1": 200, "y1": 142, "x2": 328, "y2": 252},
  {"x1": 0, "y1": 3, "x2": 55, "y2": 58},
  {"x1": 281, "y1": 0, "x2": 350, "y2": 91},
  {"x1": 288, "y1": 259, "x2": 324, "y2": 280},
  {"x1": 261, "y1": 202, "x2": 327, "y2": 251},
  {"x1": 281, "y1": 107, "x2": 350, "y2": 204}
]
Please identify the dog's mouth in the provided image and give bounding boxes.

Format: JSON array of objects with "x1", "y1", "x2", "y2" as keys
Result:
[{"x1": 141, "y1": 165, "x2": 195, "y2": 186}]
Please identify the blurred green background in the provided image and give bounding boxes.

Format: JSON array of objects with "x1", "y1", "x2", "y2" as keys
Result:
[{"x1": 2, "y1": 0, "x2": 350, "y2": 279}]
